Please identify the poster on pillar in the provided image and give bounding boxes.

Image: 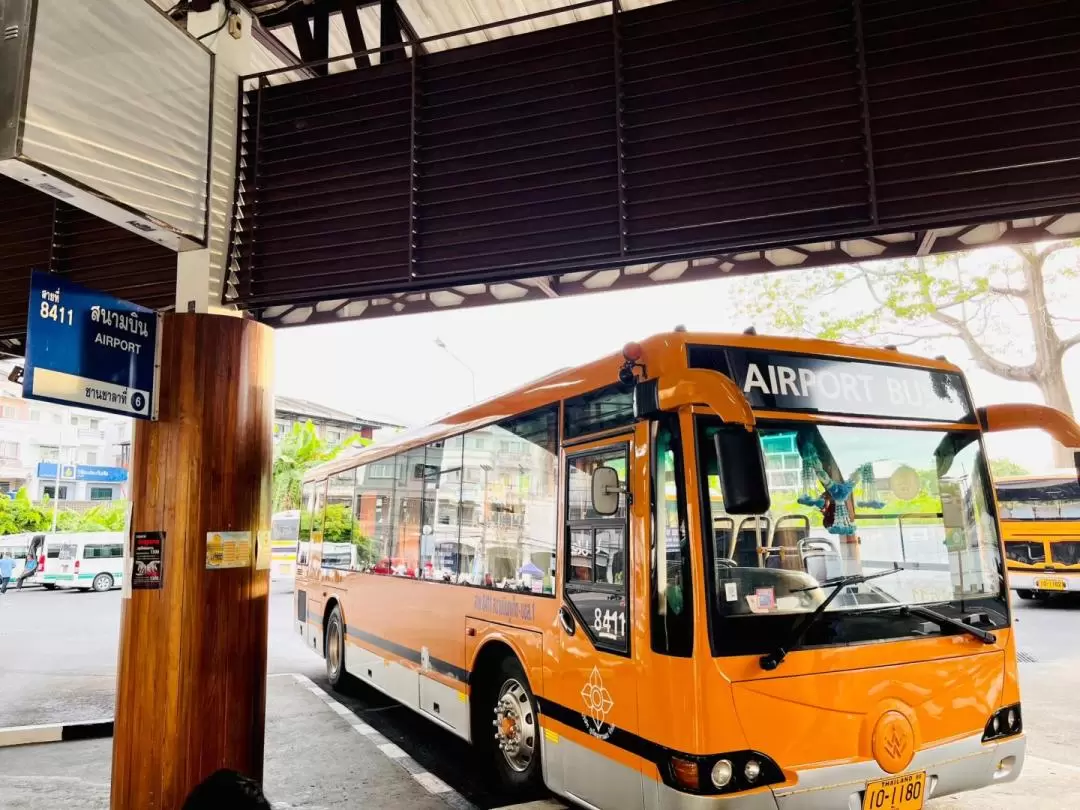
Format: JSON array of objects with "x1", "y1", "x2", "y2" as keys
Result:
[
  {"x1": 132, "y1": 531, "x2": 165, "y2": 590},
  {"x1": 22, "y1": 270, "x2": 159, "y2": 420},
  {"x1": 206, "y1": 531, "x2": 253, "y2": 570}
]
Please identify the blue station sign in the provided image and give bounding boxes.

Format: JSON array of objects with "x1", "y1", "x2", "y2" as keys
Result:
[
  {"x1": 23, "y1": 271, "x2": 159, "y2": 420},
  {"x1": 36, "y1": 463, "x2": 129, "y2": 483}
]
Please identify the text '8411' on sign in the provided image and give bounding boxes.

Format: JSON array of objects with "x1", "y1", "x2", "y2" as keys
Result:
[{"x1": 22, "y1": 271, "x2": 160, "y2": 420}]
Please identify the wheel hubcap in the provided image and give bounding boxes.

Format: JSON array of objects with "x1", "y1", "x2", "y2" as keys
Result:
[
  {"x1": 328, "y1": 623, "x2": 342, "y2": 676},
  {"x1": 492, "y1": 678, "x2": 535, "y2": 772}
]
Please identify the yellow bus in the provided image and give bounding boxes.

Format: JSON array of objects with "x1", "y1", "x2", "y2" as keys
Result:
[
  {"x1": 996, "y1": 472, "x2": 1080, "y2": 599},
  {"x1": 296, "y1": 331, "x2": 1080, "y2": 810}
]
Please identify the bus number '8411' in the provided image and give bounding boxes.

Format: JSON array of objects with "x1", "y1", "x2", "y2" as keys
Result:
[{"x1": 594, "y1": 609, "x2": 626, "y2": 641}]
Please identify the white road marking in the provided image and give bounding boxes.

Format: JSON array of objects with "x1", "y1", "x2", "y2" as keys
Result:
[
  {"x1": 378, "y1": 742, "x2": 408, "y2": 759},
  {"x1": 1030, "y1": 755, "x2": 1080, "y2": 773},
  {"x1": 413, "y1": 771, "x2": 453, "y2": 794},
  {"x1": 291, "y1": 674, "x2": 477, "y2": 807}
]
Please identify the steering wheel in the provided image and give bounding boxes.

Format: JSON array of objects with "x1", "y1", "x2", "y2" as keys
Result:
[{"x1": 715, "y1": 558, "x2": 738, "y2": 568}]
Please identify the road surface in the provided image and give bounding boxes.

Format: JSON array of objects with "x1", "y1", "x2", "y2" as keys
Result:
[{"x1": 0, "y1": 583, "x2": 1076, "y2": 808}]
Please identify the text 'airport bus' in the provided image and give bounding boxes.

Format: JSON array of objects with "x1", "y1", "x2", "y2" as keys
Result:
[
  {"x1": 295, "y1": 331, "x2": 1080, "y2": 810},
  {"x1": 997, "y1": 472, "x2": 1080, "y2": 599}
]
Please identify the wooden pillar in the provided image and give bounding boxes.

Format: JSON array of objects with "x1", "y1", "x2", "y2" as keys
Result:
[{"x1": 111, "y1": 313, "x2": 274, "y2": 809}]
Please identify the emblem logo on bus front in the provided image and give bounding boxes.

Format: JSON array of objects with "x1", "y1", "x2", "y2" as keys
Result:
[
  {"x1": 873, "y1": 710, "x2": 915, "y2": 774},
  {"x1": 581, "y1": 667, "x2": 615, "y2": 741}
]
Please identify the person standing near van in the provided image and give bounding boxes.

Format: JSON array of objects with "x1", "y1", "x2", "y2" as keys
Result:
[
  {"x1": 0, "y1": 553, "x2": 14, "y2": 594},
  {"x1": 15, "y1": 552, "x2": 37, "y2": 590}
]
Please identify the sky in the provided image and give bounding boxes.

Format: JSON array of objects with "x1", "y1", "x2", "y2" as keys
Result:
[{"x1": 275, "y1": 247, "x2": 1080, "y2": 474}]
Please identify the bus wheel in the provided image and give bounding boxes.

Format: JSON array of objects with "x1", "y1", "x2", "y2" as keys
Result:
[
  {"x1": 42, "y1": 584, "x2": 57, "y2": 591},
  {"x1": 487, "y1": 656, "x2": 541, "y2": 792},
  {"x1": 1017, "y1": 589, "x2": 1034, "y2": 600},
  {"x1": 325, "y1": 605, "x2": 346, "y2": 689},
  {"x1": 92, "y1": 573, "x2": 114, "y2": 592}
]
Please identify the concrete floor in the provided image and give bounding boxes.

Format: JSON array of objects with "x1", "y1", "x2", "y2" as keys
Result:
[
  {"x1": 0, "y1": 579, "x2": 318, "y2": 729},
  {"x1": 0, "y1": 676, "x2": 452, "y2": 810},
  {"x1": 0, "y1": 584, "x2": 1077, "y2": 809}
]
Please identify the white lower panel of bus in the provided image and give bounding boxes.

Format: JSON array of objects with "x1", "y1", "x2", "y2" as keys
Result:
[
  {"x1": 541, "y1": 725, "x2": 1024, "y2": 809},
  {"x1": 344, "y1": 640, "x2": 471, "y2": 741}
]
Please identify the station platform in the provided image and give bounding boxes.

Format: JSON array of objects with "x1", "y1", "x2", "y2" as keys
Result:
[{"x1": 0, "y1": 674, "x2": 469, "y2": 810}]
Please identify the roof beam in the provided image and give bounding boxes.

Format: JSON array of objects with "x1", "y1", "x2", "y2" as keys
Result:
[
  {"x1": 395, "y1": 2, "x2": 424, "y2": 56},
  {"x1": 290, "y1": 0, "x2": 329, "y2": 76},
  {"x1": 340, "y1": 0, "x2": 372, "y2": 68},
  {"x1": 249, "y1": 11, "x2": 318, "y2": 78},
  {"x1": 259, "y1": 0, "x2": 377, "y2": 30},
  {"x1": 380, "y1": 0, "x2": 404, "y2": 60}
]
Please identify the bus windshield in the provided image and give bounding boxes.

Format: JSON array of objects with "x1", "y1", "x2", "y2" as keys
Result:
[
  {"x1": 996, "y1": 476, "x2": 1080, "y2": 520},
  {"x1": 696, "y1": 418, "x2": 1007, "y2": 655}
]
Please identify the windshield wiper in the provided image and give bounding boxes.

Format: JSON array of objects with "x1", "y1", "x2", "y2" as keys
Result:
[
  {"x1": 897, "y1": 604, "x2": 997, "y2": 644},
  {"x1": 759, "y1": 567, "x2": 901, "y2": 671}
]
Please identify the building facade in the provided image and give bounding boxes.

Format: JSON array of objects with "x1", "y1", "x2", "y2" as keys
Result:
[
  {"x1": 0, "y1": 364, "x2": 131, "y2": 501},
  {"x1": 274, "y1": 396, "x2": 402, "y2": 447}
]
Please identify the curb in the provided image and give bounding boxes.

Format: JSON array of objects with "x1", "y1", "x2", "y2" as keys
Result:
[{"x1": 0, "y1": 719, "x2": 114, "y2": 748}]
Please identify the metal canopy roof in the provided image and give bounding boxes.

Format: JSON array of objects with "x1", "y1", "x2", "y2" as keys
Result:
[
  {"x1": 0, "y1": 177, "x2": 177, "y2": 357},
  {"x1": 222, "y1": 0, "x2": 1080, "y2": 328},
  {"x1": 3, "y1": 0, "x2": 1080, "y2": 353}
]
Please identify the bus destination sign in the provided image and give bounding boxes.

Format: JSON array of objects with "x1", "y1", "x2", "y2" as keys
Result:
[
  {"x1": 22, "y1": 270, "x2": 159, "y2": 420},
  {"x1": 721, "y1": 348, "x2": 975, "y2": 423}
]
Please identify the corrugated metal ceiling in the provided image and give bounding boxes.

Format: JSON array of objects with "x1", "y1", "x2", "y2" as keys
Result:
[{"x1": 153, "y1": 0, "x2": 674, "y2": 74}]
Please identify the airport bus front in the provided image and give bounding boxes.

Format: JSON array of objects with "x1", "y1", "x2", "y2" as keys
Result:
[
  {"x1": 661, "y1": 344, "x2": 1045, "y2": 809},
  {"x1": 996, "y1": 474, "x2": 1080, "y2": 599}
]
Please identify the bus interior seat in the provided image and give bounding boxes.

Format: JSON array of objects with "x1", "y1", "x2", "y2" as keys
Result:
[
  {"x1": 799, "y1": 537, "x2": 843, "y2": 583},
  {"x1": 713, "y1": 518, "x2": 735, "y2": 574},
  {"x1": 733, "y1": 517, "x2": 770, "y2": 568},
  {"x1": 771, "y1": 515, "x2": 811, "y2": 571}
]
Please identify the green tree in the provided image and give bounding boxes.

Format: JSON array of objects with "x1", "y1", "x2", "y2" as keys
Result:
[
  {"x1": 732, "y1": 242, "x2": 1080, "y2": 466},
  {"x1": 990, "y1": 459, "x2": 1030, "y2": 479},
  {"x1": 58, "y1": 502, "x2": 130, "y2": 532},
  {"x1": 321, "y1": 503, "x2": 355, "y2": 542},
  {"x1": 0, "y1": 487, "x2": 51, "y2": 536},
  {"x1": 272, "y1": 421, "x2": 368, "y2": 512}
]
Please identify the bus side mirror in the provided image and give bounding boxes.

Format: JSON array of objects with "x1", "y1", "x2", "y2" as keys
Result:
[
  {"x1": 714, "y1": 428, "x2": 771, "y2": 515},
  {"x1": 592, "y1": 466, "x2": 622, "y2": 516}
]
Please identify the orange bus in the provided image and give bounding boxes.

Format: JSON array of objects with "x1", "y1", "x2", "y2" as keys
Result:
[
  {"x1": 296, "y1": 331, "x2": 1080, "y2": 810},
  {"x1": 996, "y1": 472, "x2": 1080, "y2": 599}
]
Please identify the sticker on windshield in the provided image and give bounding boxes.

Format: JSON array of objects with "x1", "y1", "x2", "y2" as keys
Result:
[
  {"x1": 724, "y1": 581, "x2": 738, "y2": 602},
  {"x1": 890, "y1": 465, "x2": 921, "y2": 500},
  {"x1": 747, "y1": 587, "x2": 777, "y2": 613}
]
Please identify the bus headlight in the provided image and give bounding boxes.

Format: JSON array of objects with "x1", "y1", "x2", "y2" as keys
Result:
[
  {"x1": 710, "y1": 759, "x2": 733, "y2": 789},
  {"x1": 664, "y1": 751, "x2": 784, "y2": 795},
  {"x1": 983, "y1": 704, "x2": 1023, "y2": 741},
  {"x1": 744, "y1": 759, "x2": 762, "y2": 782}
]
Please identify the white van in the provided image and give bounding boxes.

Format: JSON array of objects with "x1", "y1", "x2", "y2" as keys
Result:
[{"x1": 53, "y1": 533, "x2": 125, "y2": 592}]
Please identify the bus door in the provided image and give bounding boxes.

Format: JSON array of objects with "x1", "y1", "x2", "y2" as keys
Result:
[{"x1": 547, "y1": 438, "x2": 642, "y2": 810}]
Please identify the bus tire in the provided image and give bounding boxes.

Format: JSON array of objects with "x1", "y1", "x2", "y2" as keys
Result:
[
  {"x1": 1017, "y1": 589, "x2": 1034, "y2": 600},
  {"x1": 325, "y1": 604, "x2": 347, "y2": 690},
  {"x1": 42, "y1": 584, "x2": 57, "y2": 591},
  {"x1": 92, "y1": 573, "x2": 114, "y2": 592},
  {"x1": 484, "y1": 655, "x2": 542, "y2": 794}
]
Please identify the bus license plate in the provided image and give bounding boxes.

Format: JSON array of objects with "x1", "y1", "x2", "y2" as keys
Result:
[
  {"x1": 863, "y1": 772, "x2": 926, "y2": 810},
  {"x1": 1036, "y1": 577, "x2": 1066, "y2": 591}
]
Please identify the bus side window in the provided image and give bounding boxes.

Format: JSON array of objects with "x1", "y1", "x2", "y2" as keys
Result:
[
  {"x1": 566, "y1": 445, "x2": 631, "y2": 653},
  {"x1": 651, "y1": 416, "x2": 693, "y2": 657}
]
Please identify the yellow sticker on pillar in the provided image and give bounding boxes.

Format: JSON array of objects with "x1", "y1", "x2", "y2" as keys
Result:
[
  {"x1": 206, "y1": 531, "x2": 252, "y2": 569},
  {"x1": 255, "y1": 529, "x2": 271, "y2": 571}
]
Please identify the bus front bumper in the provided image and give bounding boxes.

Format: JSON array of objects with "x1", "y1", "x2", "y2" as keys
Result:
[
  {"x1": 1009, "y1": 571, "x2": 1080, "y2": 592},
  {"x1": 654, "y1": 733, "x2": 1025, "y2": 809}
]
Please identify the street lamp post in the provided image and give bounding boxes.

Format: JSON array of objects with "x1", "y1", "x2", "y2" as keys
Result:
[{"x1": 434, "y1": 337, "x2": 477, "y2": 402}]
